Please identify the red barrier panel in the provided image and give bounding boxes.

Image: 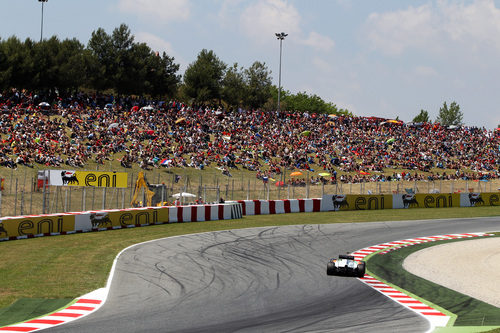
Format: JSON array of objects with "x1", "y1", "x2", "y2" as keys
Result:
[
  {"x1": 269, "y1": 200, "x2": 276, "y2": 214},
  {"x1": 177, "y1": 207, "x2": 184, "y2": 222},
  {"x1": 254, "y1": 200, "x2": 261, "y2": 215},
  {"x1": 313, "y1": 199, "x2": 321, "y2": 212},
  {"x1": 218, "y1": 205, "x2": 224, "y2": 220},
  {"x1": 283, "y1": 200, "x2": 291, "y2": 213},
  {"x1": 205, "y1": 206, "x2": 211, "y2": 221},
  {"x1": 298, "y1": 199, "x2": 305, "y2": 212},
  {"x1": 191, "y1": 206, "x2": 198, "y2": 222}
]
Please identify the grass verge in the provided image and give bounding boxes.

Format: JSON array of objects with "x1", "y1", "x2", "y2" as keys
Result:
[
  {"x1": 0, "y1": 206, "x2": 498, "y2": 326},
  {"x1": 367, "y1": 235, "x2": 500, "y2": 326},
  {"x1": 0, "y1": 298, "x2": 73, "y2": 327}
]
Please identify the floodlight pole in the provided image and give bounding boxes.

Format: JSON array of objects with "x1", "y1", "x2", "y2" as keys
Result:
[
  {"x1": 275, "y1": 32, "x2": 287, "y2": 112},
  {"x1": 39, "y1": 0, "x2": 48, "y2": 42}
]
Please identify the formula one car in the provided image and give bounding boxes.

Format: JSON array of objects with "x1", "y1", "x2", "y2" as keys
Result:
[{"x1": 327, "y1": 254, "x2": 366, "y2": 278}]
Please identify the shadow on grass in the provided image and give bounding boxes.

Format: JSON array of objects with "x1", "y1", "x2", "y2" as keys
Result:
[{"x1": 0, "y1": 298, "x2": 73, "y2": 327}]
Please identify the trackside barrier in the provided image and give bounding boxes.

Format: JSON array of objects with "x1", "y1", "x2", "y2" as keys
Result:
[
  {"x1": 1, "y1": 192, "x2": 497, "y2": 241},
  {"x1": 0, "y1": 203, "x2": 242, "y2": 242},
  {"x1": 321, "y1": 192, "x2": 499, "y2": 211},
  {"x1": 233, "y1": 199, "x2": 322, "y2": 216}
]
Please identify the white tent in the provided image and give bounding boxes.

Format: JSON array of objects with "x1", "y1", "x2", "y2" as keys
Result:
[{"x1": 172, "y1": 192, "x2": 196, "y2": 198}]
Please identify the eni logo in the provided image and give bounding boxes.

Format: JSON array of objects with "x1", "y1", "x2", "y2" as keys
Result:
[
  {"x1": 17, "y1": 217, "x2": 65, "y2": 235},
  {"x1": 423, "y1": 195, "x2": 453, "y2": 208},
  {"x1": 354, "y1": 196, "x2": 385, "y2": 210},
  {"x1": 84, "y1": 172, "x2": 118, "y2": 187}
]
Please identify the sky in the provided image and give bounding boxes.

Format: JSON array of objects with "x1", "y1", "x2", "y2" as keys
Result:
[{"x1": 1, "y1": 0, "x2": 500, "y2": 129}]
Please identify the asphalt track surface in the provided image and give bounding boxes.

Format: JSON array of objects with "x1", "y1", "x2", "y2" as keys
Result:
[{"x1": 48, "y1": 216, "x2": 500, "y2": 333}]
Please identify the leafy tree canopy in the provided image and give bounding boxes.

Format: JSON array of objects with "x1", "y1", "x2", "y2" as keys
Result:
[
  {"x1": 436, "y1": 101, "x2": 463, "y2": 126},
  {"x1": 183, "y1": 49, "x2": 226, "y2": 103},
  {"x1": 413, "y1": 109, "x2": 430, "y2": 123}
]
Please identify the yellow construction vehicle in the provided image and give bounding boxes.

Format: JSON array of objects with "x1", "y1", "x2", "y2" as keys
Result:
[{"x1": 130, "y1": 171, "x2": 156, "y2": 207}]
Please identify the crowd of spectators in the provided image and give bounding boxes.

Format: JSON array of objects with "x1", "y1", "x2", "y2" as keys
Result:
[{"x1": 1, "y1": 88, "x2": 499, "y2": 185}]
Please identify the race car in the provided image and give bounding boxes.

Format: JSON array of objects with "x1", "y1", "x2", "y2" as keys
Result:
[{"x1": 327, "y1": 254, "x2": 366, "y2": 278}]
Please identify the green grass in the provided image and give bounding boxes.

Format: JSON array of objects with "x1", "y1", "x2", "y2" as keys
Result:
[
  {"x1": 0, "y1": 206, "x2": 498, "y2": 326},
  {"x1": 367, "y1": 236, "x2": 500, "y2": 326},
  {"x1": 0, "y1": 298, "x2": 73, "y2": 327}
]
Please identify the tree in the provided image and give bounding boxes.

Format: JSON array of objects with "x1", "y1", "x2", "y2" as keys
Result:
[
  {"x1": 32, "y1": 36, "x2": 62, "y2": 92},
  {"x1": 276, "y1": 89, "x2": 350, "y2": 115},
  {"x1": 436, "y1": 101, "x2": 463, "y2": 126},
  {"x1": 221, "y1": 63, "x2": 245, "y2": 109},
  {"x1": 183, "y1": 49, "x2": 226, "y2": 103},
  {"x1": 87, "y1": 27, "x2": 114, "y2": 91},
  {"x1": 413, "y1": 109, "x2": 429, "y2": 123},
  {"x1": 56, "y1": 38, "x2": 88, "y2": 94},
  {"x1": 111, "y1": 24, "x2": 137, "y2": 95},
  {"x1": 243, "y1": 61, "x2": 272, "y2": 109},
  {"x1": 0, "y1": 36, "x2": 36, "y2": 90},
  {"x1": 87, "y1": 24, "x2": 180, "y2": 96},
  {"x1": 145, "y1": 51, "x2": 180, "y2": 98}
]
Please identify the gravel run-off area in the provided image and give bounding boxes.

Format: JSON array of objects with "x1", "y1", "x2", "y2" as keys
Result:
[{"x1": 403, "y1": 237, "x2": 500, "y2": 308}]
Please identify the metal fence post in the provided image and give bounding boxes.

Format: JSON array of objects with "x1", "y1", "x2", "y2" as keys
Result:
[
  {"x1": 82, "y1": 187, "x2": 86, "y2": 211},
  {"x1": 14, "y1": 178, "x2": 18, "y2": 216},
  {"x1": 42, "y1": 181, "x2": 47, "y2": 214},
  {"x1": 247, "y1": 180, "x2": 250, "y2": 200},
  {"x1": 102, "y1": 187, "x2": 106, "y2": 210}
]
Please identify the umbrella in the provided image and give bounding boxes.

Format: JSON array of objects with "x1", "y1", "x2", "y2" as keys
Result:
[
  {"x1": 387, "y1": 119, "x2": 400, "y2": 124},
  {"x1": 107, "y1": 123, "x2": 119, "y2": 130},
  {"x1": 141, "y1": 105, "x2": 155, "y2": 111},
  {"x1": 328, "y1": 114, "x2": 338, "y2": 118},
  {"x1": 172, "y1": 192, "x2": 196, "y2": 198},
  {"x1": 386, "y1": 138, "x2": 396, "y2": 144},
  {"x1": 38, "y1": 102, "x2": 50, "y2": 107},
  {"x1": 300, "y1": 130, "x2": 311, "y2": 137},
  {"x1": 175, "y1": 117, "x2": 186, "y2": 124},
  {"x1": 290, "y1": 171, "x2": 303, "y2": 177},
  {"x1": 131, "y1": 106, "x2": 139, "y2": 112},
  {"x1": 275, "y1": 181, "x2": 284, "y2": 187},
  {"x1": 319, "y1": 172, "x2": 330, "y2": 177}
]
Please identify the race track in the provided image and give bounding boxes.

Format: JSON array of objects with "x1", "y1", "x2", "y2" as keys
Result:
[{"x1": 47, "y1": 216, "x2": 500, "y2": 333}]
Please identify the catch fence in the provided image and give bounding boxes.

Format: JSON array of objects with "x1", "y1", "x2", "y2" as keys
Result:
[{"x1": 0, "y1": 168, "x2": 498, "y2": 217}]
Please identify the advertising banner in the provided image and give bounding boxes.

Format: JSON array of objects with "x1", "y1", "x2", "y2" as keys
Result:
[
  {"x1": 0, "y1": 214, "x2": 76, "y2": 238},
  {"x1": 321, "y1": 194, "x2": 392, "y2": 211},
  {"x1": 392, "y1": 193, "x2": 460, "y2": 209},
  {"x1": 74, "y1": 207, "x2": 169, "y2": 230},
  {"x1": 48, "y1": 170, "x2": 128, "y2": 188},
  {"x1": 460, "y1": 192, "x2": 500, "y2": 207}
]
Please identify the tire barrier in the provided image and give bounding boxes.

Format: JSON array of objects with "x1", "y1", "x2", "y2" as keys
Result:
[
  {"x1": 234, "y1": 199, "x2": 322, "y2": 216},
  {"x1": 0, "y1": 203, "x2": 242, "y2": 242}
]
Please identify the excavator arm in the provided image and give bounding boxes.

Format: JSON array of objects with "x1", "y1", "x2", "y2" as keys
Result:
[{"x1": 130, "y1": 171, "x2": 156, "y2": 207}]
